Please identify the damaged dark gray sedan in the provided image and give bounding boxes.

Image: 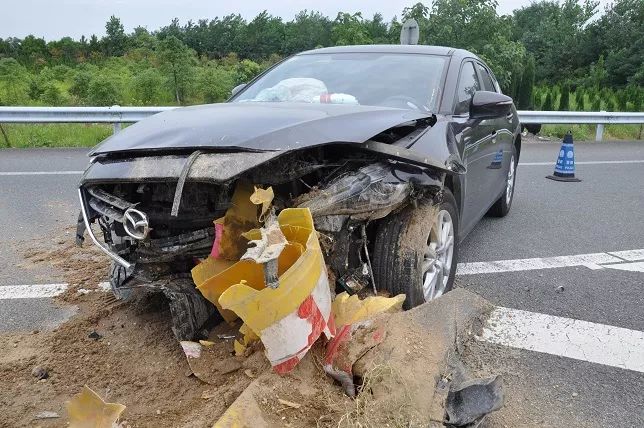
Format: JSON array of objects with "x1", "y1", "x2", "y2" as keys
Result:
[{"x1": 77, "y1": 45, "x2": 521, "y2": 339}]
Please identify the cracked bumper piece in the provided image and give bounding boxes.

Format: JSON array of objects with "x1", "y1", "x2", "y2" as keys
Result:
[{"x1": 193, "y1": 208, "x2": 335, "y2": 374}]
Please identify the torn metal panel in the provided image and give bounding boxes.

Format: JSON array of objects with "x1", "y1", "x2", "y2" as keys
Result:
[{"x1": 362, "y1": 140, "x2": 465, "y2": 174}]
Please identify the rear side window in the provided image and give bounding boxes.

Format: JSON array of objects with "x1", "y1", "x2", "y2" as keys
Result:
[
  {"x1": 476, "y1": 63, "x2": 497, "y2": 92},
  {"x1": 454, "y1": 61, "x2": 480, "y2": 115}
]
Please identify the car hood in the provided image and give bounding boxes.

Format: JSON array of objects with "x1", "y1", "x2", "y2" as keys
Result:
[{"x1": 89, "y1": 102, "x2": 431, "y2": 156}]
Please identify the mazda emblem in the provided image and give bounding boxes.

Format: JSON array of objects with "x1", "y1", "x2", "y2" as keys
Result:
[{"x1": 123, "y1": 208, "x2": 150, "y2": 240}]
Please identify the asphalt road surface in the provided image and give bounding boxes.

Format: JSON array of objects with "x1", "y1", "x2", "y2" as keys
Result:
[{"x1": 1, "y1": 140, "x2": 643, "y2": 426}]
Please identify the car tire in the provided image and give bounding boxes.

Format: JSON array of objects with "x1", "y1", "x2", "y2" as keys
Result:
[
  {"x1": 372, "y1": 189, "x2": 459, "y2": 309},
  {"x1": 488, "y1": 147, "x2": 517, "y2": 217}
]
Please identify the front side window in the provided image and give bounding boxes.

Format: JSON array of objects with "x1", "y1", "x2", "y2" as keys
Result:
[
  {"x1": 476, "y1": 63, "x2": 497, "y2": 92},
  {"x1": 232, "y1": 53, "x2": 448, "y2": 112},
  {"x1": 454, "y1": 61, "x2": 481, "y2": 115}
]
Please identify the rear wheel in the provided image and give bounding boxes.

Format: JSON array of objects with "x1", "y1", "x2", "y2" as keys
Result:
[{"x1": 372, "y1": 189, "x2": 459, "y2": 309}]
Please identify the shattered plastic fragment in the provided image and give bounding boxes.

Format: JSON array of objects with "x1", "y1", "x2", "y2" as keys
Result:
[
  {"x1": 218, "y1": 181, "x2": 260, "y2": 260},
  {"x1": 249, "y1": 186, "x2": 274, "y2": 222},
  {"x1": 241, "y1": 214, "x2": 288, "y2": 288},
  {"x1": 210, "y1": 218, "x2": 225, "y2": 258},
  {"x1": 192, "y1": 256, "x2": 238, "y2": 322},
  {"x1": 332, "y1": 292, "x2": 406, "y2": 328},
  {"x1": 66, "y1": 385, "x2": 126, "y2": 428},
  {"x1": 234, "y1": 323, "x2": 260, "y2": 356},
  {"x1": 446, "y1": 375, "x2": 504, "y2": 426},
  {"x1": 217, "y1": 208, "x2": 335, "y2": 374}
]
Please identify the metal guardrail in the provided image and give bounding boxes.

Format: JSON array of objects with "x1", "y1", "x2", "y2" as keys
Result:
[{"x1": 0, "y1": 106, "x2": 643, "y2": 141}]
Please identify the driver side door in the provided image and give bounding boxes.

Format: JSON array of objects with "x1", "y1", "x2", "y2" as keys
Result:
[{"x1": 453, "y1": 61, "x2": 499, "y2": 235}]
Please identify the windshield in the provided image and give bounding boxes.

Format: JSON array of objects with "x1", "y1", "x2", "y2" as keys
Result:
[{"x1": 232, "y1": 53, "x2": 448, "y2": 112}]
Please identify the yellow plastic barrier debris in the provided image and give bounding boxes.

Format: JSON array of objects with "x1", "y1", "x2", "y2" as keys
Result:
[
  {"x1": 332, "y1": 292, "x2": 406, "y2": 328},
  {"x1": 249, "y1": 186, "x2": 274, "y2": 221},
  {"x1": 215, "y1": 208, "x2": 334, "y2": 374},
  {"x1": 218, "y1": 181, "x2": 260, "y2": 260},
  {"x1": 66, "y1": 385, "x2": 126, "y2": 428}
]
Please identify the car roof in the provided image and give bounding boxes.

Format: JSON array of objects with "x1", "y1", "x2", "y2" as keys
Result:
[{"x1": 298, "y1": 44, "x2": 478, "y2": 61}]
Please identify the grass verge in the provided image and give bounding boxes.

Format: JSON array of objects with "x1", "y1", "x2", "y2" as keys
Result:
[
  {"x1": 0, "y1": 123, "x2": 113, "y2": 148},
  {"x1": 540, "y1": 124, "x2": 643, "y2": 141}
]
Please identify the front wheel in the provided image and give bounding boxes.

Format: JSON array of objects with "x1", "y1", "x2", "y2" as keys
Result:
[{"x1": 372, "y1": 189, "x2": 459, "y2": 309}]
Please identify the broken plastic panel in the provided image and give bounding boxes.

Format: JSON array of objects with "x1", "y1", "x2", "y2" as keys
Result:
[
  {"x1": 194, "y1": 208, "x2": 334, "y2": 374},
  {"x1": 66, "y1": 385, "x2": 126, "y2": 428}
]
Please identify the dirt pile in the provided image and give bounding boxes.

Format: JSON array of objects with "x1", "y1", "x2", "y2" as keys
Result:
[
  {"x1": 3, "y1": 231, "x2": 497, "y2": 427},
  {"x1": 0, "y1": 290, "x2": 265, "y2": 427}
]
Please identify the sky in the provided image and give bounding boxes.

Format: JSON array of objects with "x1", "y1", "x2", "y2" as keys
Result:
[{"x1": 1, "y1": 0, "x2": 613, "y2": 41}]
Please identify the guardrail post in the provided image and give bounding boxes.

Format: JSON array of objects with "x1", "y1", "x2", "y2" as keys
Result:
[
  {"x1": 595, "y1": 110, "x2": 606, "y2": 142},
  {"x1": 113, "y1": 122, "x2": 122, "y2": 134}
]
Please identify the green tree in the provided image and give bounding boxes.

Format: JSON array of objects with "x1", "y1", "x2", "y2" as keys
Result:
[
  {"x1": 282, "y1": 11, "x2": 332, "y2": 54},
  {"x1": 197, "y1": 65, "x2": 236, "y2": 103},
  {"x1": 27, "y1": 77, "x2": 45, "y2": 100},
  {"x1": 588, "y1": 55, "x2": 608, "y2": 90},
  {"x1": 158, "y1": 36, "x2": 196, "y2": 104},
  {"x1": 87, "y1": 76, "x2": 120, "y2": 105},
  {"x1": 242, "y1": 11, "x2": 285, "y2": 60},
  {"x1": 542, "y1": 90, "x2": 553, "y2": 111},
  {"x1": 131, "y1": 68, "x2": 164, "y2": 105},
  {"x1": 331, "y1": 13, "x2": 371, "y2": 46},
  {"x1": 513, "y1": 0, "x2": 598, "y2": 83},
  {"x1": 104, "y1": 16, "x2": 127, "y2": 56},
  {"x1": 587, "y1": 0, "x2": 644, "y2": 86},
  {"x1": 69, "y1": 72, "x2": 92, "y2": 101},
  {"x1": 517, "y1": 55, "x2": 535, "y2": 109},
  {"x1": 559, "y1": 84, "x2": 570, "y2": 111},
  {"x1": 574, "y1": 89, "x2": 585, "y2": 110},
  {"x1": 20, "y1": 35, "x2": 49, "y2": 67},
  {"x1": 0, "y1": 58, "x2": 28, "y2": 104},
  {"x1": 237, "y1": 59, "x2": 262, "y2": 84},
  {"x1": 40, "y1": 82, "x2": 64, "y2": 106}
]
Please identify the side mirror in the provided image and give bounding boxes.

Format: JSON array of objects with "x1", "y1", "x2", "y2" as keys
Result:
[
  {"x1": 470, "y1": 91, "x2": 513, "y2": 120},
  {"x1": 231, "y1": 83, "x2": 247, "y2": 97}
]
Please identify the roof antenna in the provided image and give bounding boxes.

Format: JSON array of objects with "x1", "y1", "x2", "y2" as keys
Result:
[{"x1": 400, "y1": 19, "x2": 420, "y2": 45}]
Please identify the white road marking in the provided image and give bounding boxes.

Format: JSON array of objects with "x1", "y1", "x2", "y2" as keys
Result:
[
  {"x1": 0, "y1": 170, "x2": 83, "y2": 176},
  {"x1": 457, "y1": 248, "x2": 644, "y2": 275},
  {"x1": 609, "y1": 249, "x2": 644, "y2": 261},
  {"x1": 519, "y1": 160, "x2": 644, "y2": 166},
  {"x1": 480, "y1": 307, "x2": 644, "y2": 373},
  {"x1": 0, "y1": 283, "x2": 68, "y2": 299},
  {"x1": 602, "y1": 262, "x2": 644, "y2": 273}
]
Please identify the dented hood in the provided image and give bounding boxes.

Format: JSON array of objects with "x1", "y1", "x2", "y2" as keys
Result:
[{"x1": 89, "y1": 102, "x2": 431, "y2": 156}]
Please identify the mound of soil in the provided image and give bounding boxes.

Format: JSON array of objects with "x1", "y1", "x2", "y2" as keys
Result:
[{"x1": 0, "y1": 289, "x2": 269, "y2": 427}]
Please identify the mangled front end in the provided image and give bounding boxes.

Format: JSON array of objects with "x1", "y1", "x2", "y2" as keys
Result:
[{"x1": 77, "y1": 121, "x2": 461, "y2": 342}]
